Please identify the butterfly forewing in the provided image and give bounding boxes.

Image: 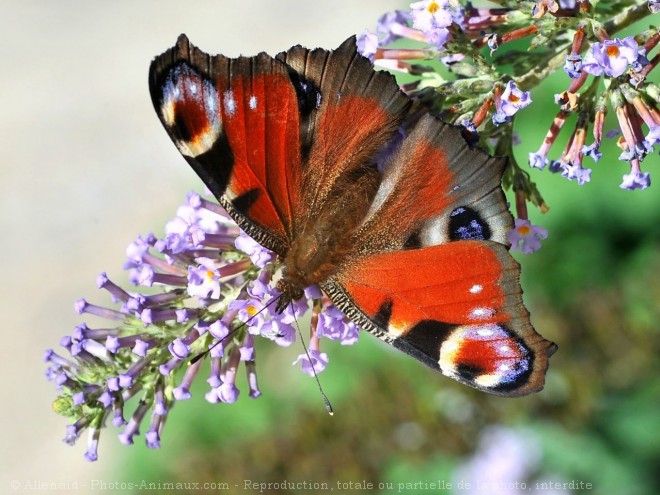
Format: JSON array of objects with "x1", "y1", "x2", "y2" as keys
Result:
[{"x1": 149, "y1": 34, "x2": 304, "y2": 253}]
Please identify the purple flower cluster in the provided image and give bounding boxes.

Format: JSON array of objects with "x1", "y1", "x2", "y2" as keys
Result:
[
  {"x1": 356, "y1": 1, "x2": 463, "y2": 62},
  {"x1": 530, "y1": 30, "x2": 656, "y2": 191},
  {"x1": 45, "y1": 192, "x2": 359, "y2": 461}
]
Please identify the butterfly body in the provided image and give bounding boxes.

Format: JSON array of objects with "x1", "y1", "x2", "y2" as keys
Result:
[{"x1": 149, "y1": 34, "x2": 556, "y2": 397}]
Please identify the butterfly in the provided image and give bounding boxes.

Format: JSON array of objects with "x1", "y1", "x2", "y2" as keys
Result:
[{"x1": 148, "y1": 34, "x2": 557, "y2": 397}]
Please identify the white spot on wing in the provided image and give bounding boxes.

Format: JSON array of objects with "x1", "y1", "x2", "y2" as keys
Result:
[
  {"x1": 469, "y1": 307, "x2": 495, "y2": 320},
  {"x1": 206, "y1": 94, "x2": 216, "y2": 112},
  {"x1": 249, "y1": 95, "x2": 257, "y2": 110},
  {"x1": 477, "y1": 328, "x2": 493, "y2": 337},
  {"x1": 469, "y1": 284, "x2": 483, "y2": 294},
  {"x1": 223, "y1": 90, "x2": 236, "y2": 117}
]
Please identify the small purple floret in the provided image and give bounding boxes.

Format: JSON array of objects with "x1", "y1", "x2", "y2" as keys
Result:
[
  {"x1": 235, "y1": 232, "x2": 275, "y2": 268},
  {"x1": 561, "y1": 164, "x2": 592, "y2": 185},
  {"x1": 564, "y1": 54, "x2": 582, "y2": 78},
  {"x1": 620, "y1": 171, "x2": 651, "y2": 190},
  {"x1": 293, "y1": 349, "x2": 329, "y2": 376},
  {"x1": 582, "y1": 37, "x2": 639, "y2": 77},
  {"x1": 357, "y1": 29, "x2": 379, "y2": 61},
  {"x1": 493, "y1": 81, "x2": 532, "y2": 125},
  {"x1": 218, "y1": 382, "x2": 240, "y2": 403},
  {"x1": 528, "y1": 152, "x2": 549, "y2": 170},
  {"x1": 168, "y1": 338, "x2": 191, "y2": 359}
]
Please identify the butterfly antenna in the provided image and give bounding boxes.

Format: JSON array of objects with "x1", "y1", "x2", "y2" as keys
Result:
[
  {"x1": 189, "y1": 293, "x2": 282, "y2": 365},
  {"x1": 292, "y1": 305, "x2": 334, "y2": 416}
]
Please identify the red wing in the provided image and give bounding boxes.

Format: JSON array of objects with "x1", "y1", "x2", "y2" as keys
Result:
[
  {"x1": 324, "y1": 241, "x2": 556, "y2": 396},
  {"x1": 275, "y1": 37, "x2": 410, "y2": 232},
  {"x1": 149, "y1": 34, "x2": 303, "y2": 253},
  {"x1": 323, "y1": 115, "x2": 555, "y2": 396},
  {"x1": 149, "y1": 35, "x2": 410, "y2": 253},
  {"x1": 354, "y1": 114, "x2": 514, "y2": 253}
]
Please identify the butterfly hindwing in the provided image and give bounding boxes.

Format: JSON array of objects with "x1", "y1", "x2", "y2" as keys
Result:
[
  {"x1": 324, "y1": 115, "x2": 555, "y2": 396},
  {"x1": 324, "y1": 241, "x2": 556, "y2": 396}
]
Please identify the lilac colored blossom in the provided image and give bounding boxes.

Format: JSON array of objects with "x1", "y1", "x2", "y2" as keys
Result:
[
  {"x1": 532, "y1": 0, "x2": 559, "y2": 17},
  {"x1": 208, "y1": 320, "x2": 230, "y2": 340},
  {"x1": 186, "y1": 257, "x2": 222, "y2": 299},
  {"x1": 528, "y1": 152, "x2": 549, "y2": 170},
  {"x1": 426, "y1": 27, "x2": 451, "y2": 50},
  {"x1": 408, "y1": 0, "x2": 453, "y2": 50},
  {"x1": 145, "y1": 430, "x2": 160, "y2": 450},
  {"x1": 72, "y1": 392, "x2": 85, "y2": 406},
  {"x1": 582, "y1": 37, "x2": 639, "y2": 77},
  {"x1": 632, "y1": 47, "x2": 649, "y2": 72},
  {"x1": 168, "y1": 338, "x2": 191, "y2": 359},
  {"x1": 620, "y1": 171, "x2": 651, "y2": 190},
  {"x1": 492, "y1": 81, "x2": 532, "y2": 125},
  {"x1": 650, "y1": 0, "x2": 660, "y2": 14},
  {"x1": 84, "y1": 428, "x2": 100, "y2": 462},
  {"x1": 645, "y1": 126, "x2": 660, "y2": 147},
  {"x1": 564, "y1": 54, "x2": 582, "y2": 78},
  {"x1": 376, "y1": 10, "x2": 410, "y2": 45},
  {"x1": 619, "y1": 140, "x2": 653, "y2": 161},
  {"x1": 507, "y1": 219, "x2": 548, "y2": 254},
  {"x1": 217, "y1": 382, "x2": 240, "y2": 403},
  {"x1": 278, "y1": 296, "x2": 310, "y2": 324},
  {"x1": 581, "y1": 142, "x2": 603, "y2": 162},
  {"x1": 163, "y1": 194, "x2": 232, "y2": 254},
  {"x1": 561, "y1": 163, "x2": 592, "y2": 185},
  {"x1": 240, "y1": 334, "x2": 255, "y2": 361},
  {"x1": 228, "y1": 298, "x2": 267, "y2": 334},
  {"x1": 246, "y1": 362, "x2": 261, "y2": 398},
  {"x1": 293, "y1": 349, "x2": 329, "y2": 376},
  {"x1": 46, "y1": 192, "x2": 358, "y2": 461},
  {"x1": 234, "y1": 231, "x2": 274, "y2": 268},
  {"x1": 260, "y1": 319, "x2": 296, "y2": 347},
  {"x1": 410, "y1": 1, "x2": 452, "y2": 32},
  {"x1": 357, "y1": 29, "x2": 379, "y2": 61},
  {"x1": 316, "y1": 306, "x2": 360, "y2": 345}
]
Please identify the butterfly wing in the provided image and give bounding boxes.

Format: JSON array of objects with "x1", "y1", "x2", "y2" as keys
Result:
[
  {"x1": 323, "y1": 115, "x2": 556, "y2": 397},
  {"x1": 149, "y1": 35, "x2": 409, "y2": 253},
  {"x1": 150, "y1": 36, "x2": 554, "y2": 396}
]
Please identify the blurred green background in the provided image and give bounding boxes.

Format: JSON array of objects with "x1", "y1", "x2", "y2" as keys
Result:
[{"x1": 3, "y1": 1, "x2": 658, "y2": 494}]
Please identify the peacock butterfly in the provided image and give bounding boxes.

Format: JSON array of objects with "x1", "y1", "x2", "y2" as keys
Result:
[{"x1": 148, "y1": 34, "x2": 557, "y2": 397}]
